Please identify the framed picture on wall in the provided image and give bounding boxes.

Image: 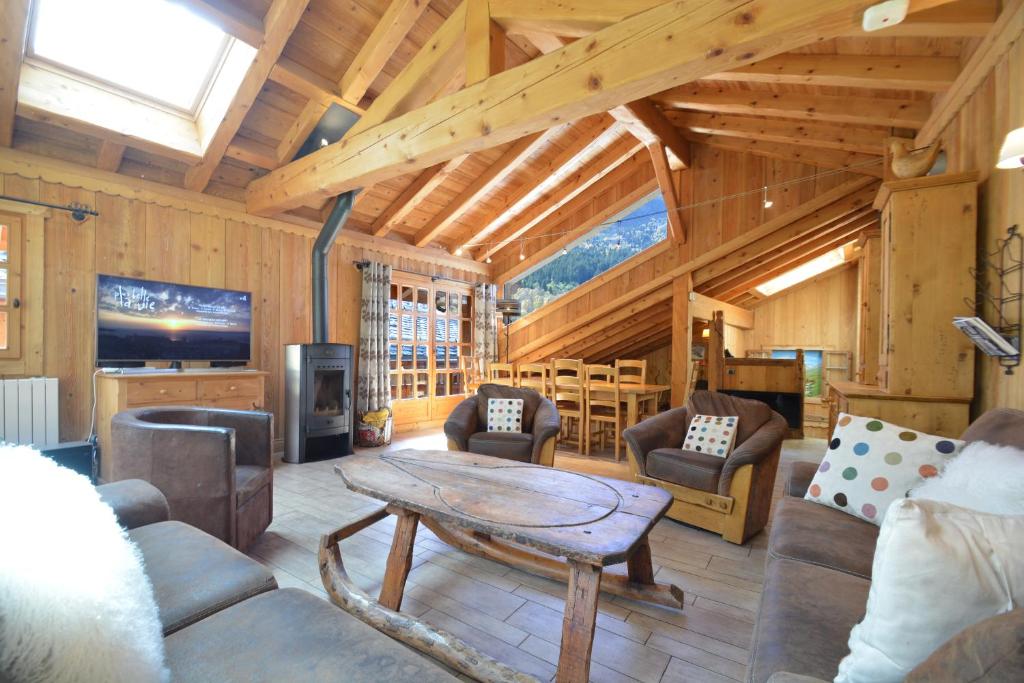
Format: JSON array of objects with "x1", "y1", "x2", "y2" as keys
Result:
[
  {"x1": 770, "y1": 349, "x2": 824, "y2": 397},
  {"x1": 692, "y1": 344, "x2": 706, "y2": 360}
]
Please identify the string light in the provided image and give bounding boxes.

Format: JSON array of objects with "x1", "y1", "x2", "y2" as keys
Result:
[
  {"x1": 485, "y1": 256, "x2": 492, "y2": 263},
  {"x1": 519, "y1": 241, "x2": 526, "y2": 261},
  {"x1": 320, "y1": 137, "x2": 330, "y2": 148},
  {"x1": 561, "y1": 247, "x2": 568, "y2": 256},
  {"x1": 454, "y1": 246, "x2": 463, "y2": 256},
  {"x1": 459, "y1": 157, "x2": 882, "y2": 252}
]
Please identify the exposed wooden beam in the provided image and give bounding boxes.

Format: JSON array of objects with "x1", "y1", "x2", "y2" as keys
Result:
[
  {"x1": 708, "y1": 54, "x2": 960, "y2": 91},
  {"x1": 647, "y1": 143, "x2": 684, "y2": 243},
  {"x1": 95, "y1": 141, "x2": 126, "y2": 173},
  {"x1": 670, "y1": 111, "x2": 887, "y2": 155},
  {"x1": 610, "y1": 98, "x2": 690, "y2": 169},
  {"x1": 413, "y1": 130, "x2": 552, "y2": 247},
  {"x1": 916, "y1": 0, "x2": 1024, "y2": 146},
  {"x1": 340, "y1": 0, "x2": 430, "y2": 105},
  {"x1": 371, "y1": 155, "x2": 468, "y2": 238},
  {"x1": 0, "y1": 0, "x2": 30, "y2": 147},
  {"x1": 684, "y1": 132, "x2": 885, "y2": 177},
  {"x1": 268, "y1": 58, "x2": 365, "y2": 116},
  {"x1": 227, "y1": 136, "x2": 278, "y2": 169},
  {"x1": 171, "y1": 0, "x2": 264, "y2": 47},
  {"x1": 652, "y1": 86, "x2": 930, "y2": 130},
  {"x1": 476, "y1": 134, "x2": 645, "y2": 261},
  {"x1": 275, "y1": 100, "x2": 328, "y2": 165},
  {"x1": 690, "y1": 293, "x2": 754, "y2": 329},
  {"x1": 840, "y1": 0, "x2": 998, "y2": 37},
  {"x1": 490, "y1": 0, "x2": 664, "y2": 38},
  {"x1": 184, "y1": 0, "x2": 310, "y2": 192},
  {"x1": 246, "y1": 0, "x2": 896, "y2": 216},
  {"x1": 345, "y1": 2, "x2": 468, "y2": 140},
  {"x1": 466, "y1": 0, "x2": 507, "y2": 85}
]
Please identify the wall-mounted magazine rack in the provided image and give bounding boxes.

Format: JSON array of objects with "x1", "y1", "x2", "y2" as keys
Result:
[{"x1": 961, "y1": 225, "x2": 1022, "y2": 374}]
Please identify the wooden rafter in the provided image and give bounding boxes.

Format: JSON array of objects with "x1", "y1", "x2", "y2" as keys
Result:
[
  {"x1": 651, "y1": 87, "x2": 930, "y2": 130},
  {"x1": 413, "y1": 129, "x2": 554, "y2": 247},
  {"x1": 246, "y1": 0, "x2": 909, "y2": 216},
  {"x1": 610, "y1": 98, "x2": 690, "y2": 169},
  {"x1": 466, "y1": 0, "x2": 507, "y2": 85},
  {"x1": 274, "y1": 100, "x2": 328, "y2": 167},
  {"x1": 268, "y1": 58, "x2": 365, "y2": 115},
  {"x1": 0, "y1": 0, "x2": 30, "y2": 147},
  {"x1": 839, "y1": 0, "x2": 998, "y2": 37},
  {"x1": 227, "y1": 136, "x2": 279, "y2": 169},
  {"x1": 171, "y1": 0, "x2": 264, "y2": 47},
  {"x1": 184, "y1": 0, "x2": 310, "y2": 192},
  {"x1": 670, "y1": 111, "x2": 887, "y2": 155},
  {"x1": 340, "y1": 0, "x2": 431, "y2": 106},
  {"x1": 96, "y1": 141, "x2": 127, "y2": 173},
  {"x1": 370, "y1": 155, "x2": 468, "y2": 238},
  {"x1": 708, "y1": 54, "x2": 960, "y2": 91},
  {"x1": 647, "y1": 143, "x2": 684, "y2": 243},
  {"x1": 489, "y1": 0, "x2": 664, "y2": 37},
  {"x1": 684, "y1": 133, "x2": 884, "y2": 177}
]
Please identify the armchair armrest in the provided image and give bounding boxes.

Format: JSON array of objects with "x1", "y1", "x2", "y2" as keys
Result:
[
  {"x1": 97, "y1": 479, "x2": 169, "y2": 530},
  {"x1": 622, "y1": 406, "x2": 690, "y2": 477},
  {"x1": 785, "y1": 461, "x2": 820, "y2": 498},
  {"x1": 208, "y1": 409, "x2": 274, "y2": 468},
  {"x1": 719, "y1": 412, "x2": 787, "y2": 495},
  {"x1": 531, "y1": 398, "x2": 561, "y2": 464},
  {"x1": 444, "y1": 396, "x2": 479, "y2": 451}
]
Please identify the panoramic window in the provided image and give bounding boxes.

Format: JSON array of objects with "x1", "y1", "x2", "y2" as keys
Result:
[
  {"x1": 30, "y1": 0, "x2": 230, "y2": 113},
  {"x1": 505, "y1": 193, "x2": 668, "y2": 315}
]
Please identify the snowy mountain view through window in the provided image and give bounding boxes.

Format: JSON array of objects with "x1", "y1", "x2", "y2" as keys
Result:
[{"x1": 505, "y1": 194, "x2": 668, "y2": 315}]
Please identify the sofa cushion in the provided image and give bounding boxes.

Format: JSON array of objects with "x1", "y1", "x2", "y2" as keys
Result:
[
  {"x1": 165, "y1": 588, "x2": 459, "y2": 682},
  {"x1": 97, "y1": 478, "x2": 170, "y2": 530},
  {"x1": 235, "y1": 465, "x2": 271, "y2": 506},
  {"x1": 749, "y1": 558, "x2": 870, "y2": 683},
  {"x1": 476, "y1": 384, "x2": 541, "y2": 431},
  {"x1": 467, "y1": 431, "x2": 534, "y2": 462},
  {"x1": 129, "y1": 520, "x2": 276, "y2": 634},
  {"x1": 646, "y1": 448, "x2": 724, "y2": 493},
  {"x1": 906, "y1": 608, "x2": 1024, "y2": 682},
  {"x1": 768, "y1": 497, "x2": 878, "y2": 579}
]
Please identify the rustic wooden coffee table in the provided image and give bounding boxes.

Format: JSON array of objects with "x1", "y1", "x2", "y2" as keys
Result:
[{"x1": 318, "y1": 449, "x2": 683, "y2": 683}]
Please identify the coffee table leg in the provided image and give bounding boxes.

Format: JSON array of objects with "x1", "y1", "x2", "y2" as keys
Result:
[
  {"x1": 379, "y1": 509, "x2": 420, "y2": 611},
  {"x1": 626, "y1": 537, "x2": 656, "y2": 585},
  {"x1": 556, "y1": 561, "x2": 602, "y2": 683}
]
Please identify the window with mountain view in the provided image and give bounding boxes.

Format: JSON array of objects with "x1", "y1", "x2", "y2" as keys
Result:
[{"x1": 505, "y1": 193, "x2": 668, "y2": 315}]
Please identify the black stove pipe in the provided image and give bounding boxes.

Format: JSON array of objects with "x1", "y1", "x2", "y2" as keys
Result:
[{"x1": 312, "y1": 192, "x2": 355, "y2": 343}]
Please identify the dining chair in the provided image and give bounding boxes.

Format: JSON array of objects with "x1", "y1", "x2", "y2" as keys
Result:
[
  {"x1": 616, "y1": 358, "x2": 655, "y2": 419},
  {"x1": 517, "y1": 362, "x2": 550, "y2": 399},
  {"x1": 585, "y1": 364, "x2": 625, "y2": 461},
  {"x1": 551, "y1": 358, "x2": 584, "y2": 455},
  {"x1": 487, "y1": 362, "x2": 515, "y2": 386}
]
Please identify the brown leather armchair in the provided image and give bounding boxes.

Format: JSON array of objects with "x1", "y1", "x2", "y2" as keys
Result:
[
  {"x1": 109, "y1": 406, "x2": 273, "y2": 551},
  {"x1": 444, "y1": 384, "x2": 560, "y2": 466},
  {"x1": 623, "y1": 391, "x2": 787, "y2": 544}
]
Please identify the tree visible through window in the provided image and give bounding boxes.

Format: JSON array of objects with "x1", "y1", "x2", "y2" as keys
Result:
[{"x1": 505, "y1": 194, "x2": 668, "y2": 315}]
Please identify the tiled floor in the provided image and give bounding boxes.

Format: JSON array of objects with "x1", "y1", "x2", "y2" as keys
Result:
[{"x1": 248, "y1": 430, "x2": 825, "y2": 683}]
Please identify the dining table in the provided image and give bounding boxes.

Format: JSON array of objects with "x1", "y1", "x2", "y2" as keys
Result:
[{"x1": 581, "y1": 381, "x2": 669, "y2": 426}]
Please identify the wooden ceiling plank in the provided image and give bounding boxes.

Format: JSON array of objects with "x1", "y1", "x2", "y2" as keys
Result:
[
  {"x1": 413, "y1": 129, "x2": 552, "y2": 247},
  {"x1": 227, "y1": 136, "x2": 279, "y2": 169},
  {"x1": 171, "y1": 0, "x2": 264, "y2": 47},
  {"x1": 684, "y1": 132, "x2": 885, "y2": 177},
  {"x1": 708, "y1": 54, "x2": 960, "y2": 91},
  {"x1": 476, "y1": 134, "x2": 645, "y2": 261},
  {"x1": 651, "y1": 87, "x2": 930, "y2": 129},
  {"x1": 671, "y1": 111, "x2": 887, "y2": 155},
  {"x1": 916, "y1": 0, "x2": 1024, "y2": 146},
  {"x1": 648, "y1": 143, "x2": 685, "y2": 243},
  {"x1": 370, "y1": 155, "x2": 468, "y2": 238},
  {"x1": 96, "y1": 141, "x2": 127, "y2": 173},
  {"x1": 184, "y1": 0, "x2": 311, "y2": 192},
  {"x1": 466, "y1": 0, "x2": 507, "y2": 85},
  {"x1": 275, "y1": 100, "x2": 329, "y2": 166},
  {"x1": 0, "y1": 0, "x2": 30, "y2": 147},
  {"x1": 610, "y1": 98, "x2": 690, "y2": 169},
  {"x1": 268, "y1": 58, "x2": 365, "y2": 116},
  {"x1": 340, "y1": 0, "x2": 431, "y2": 105},
  {"x1": 246, "y1": 0, "x2": 910, "y2": 215}
]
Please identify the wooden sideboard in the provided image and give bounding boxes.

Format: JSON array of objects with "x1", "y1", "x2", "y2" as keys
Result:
[
  {"x1": 95, "y1": 370, "x2": 268, "y2": 481},
  {"x1": 827, "y1": 380, "x2": 970, "y2": 439}
]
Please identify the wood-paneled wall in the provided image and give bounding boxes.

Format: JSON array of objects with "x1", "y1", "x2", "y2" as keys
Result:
[
  {"x1": 940, "y1": 39, "x2": 1024, "y2": 415},
  {"x1": 0, "y1": 158, "x2": 487, "y2": 443}
]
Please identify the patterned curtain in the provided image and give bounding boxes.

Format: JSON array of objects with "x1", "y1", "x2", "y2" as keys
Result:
[
  {"x1": 357, "y1": 261, "x2": 392, "y2": 414},
  {"x1": 473, "y1": 283, "x2": 498, "y2": 373}
]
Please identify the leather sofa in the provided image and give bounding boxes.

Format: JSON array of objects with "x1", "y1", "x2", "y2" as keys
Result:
[
  {"x1": 443, "y1": 384, "x2": 561, "y2": 465},
  {"x1": 748, "y1": 408, "x2": 1024, "y2": 682},
  {"x1": 97, "y1": 478, "x2": 457, "y2": 682},
  {"x1": 109, "y1": 406, "x2": 273, "y2": 551}
]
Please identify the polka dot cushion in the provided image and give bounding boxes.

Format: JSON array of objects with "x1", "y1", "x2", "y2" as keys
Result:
[
  {"x1": 805, "y1": 413, "x2": 964, "y2": 525},
  {"x1": 683, "y1": 414, "x2": 739, "y2": 458},
  {"x1": 486, "y1": 398, "x2": 524, "y2": 433}
]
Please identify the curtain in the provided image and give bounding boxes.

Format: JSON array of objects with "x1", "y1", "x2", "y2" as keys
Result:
[
  {"x1": 357, "y1": 261, "x2": 392, "y2": 414},
  {"x1": 473, "y1": 283, "x2": 498, "y2": 373}
]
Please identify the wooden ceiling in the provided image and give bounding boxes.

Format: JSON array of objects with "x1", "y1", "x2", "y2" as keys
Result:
[{"x1": 0, "y1": 0, "x2": 1013, "y2": 304}]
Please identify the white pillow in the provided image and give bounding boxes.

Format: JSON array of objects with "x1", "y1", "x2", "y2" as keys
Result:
[
  {"x1": 910, "y1": 440, "x2": 1024, "y2": 515},
  {"x1": 804, "y1": 413, "x2": 963, "y2": 525},
  {"x1": 0, "y1": 445, "x2": 168, "y2": 683},
  {"x1": 487, "y1": 398, "x2": 524, "y2": 432},
  {"x1": 836, "y1": 498, "x2": 1024, "y2": 683},
  {"x1": 683, "y1": 414, "x2": 739, "y2": 458}
]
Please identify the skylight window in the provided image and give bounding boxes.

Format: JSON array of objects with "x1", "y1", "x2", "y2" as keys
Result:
[
  {"x1": 31, "y1": 0, "x2": 230, "y2": 113},
  {"x1": 755, "y1": 246, "x2": 849, "y2": 297}
]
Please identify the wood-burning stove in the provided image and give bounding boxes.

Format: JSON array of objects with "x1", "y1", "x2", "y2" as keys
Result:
[{"x1": 283, "y1": 343, "x2": 353, "y2": 463}]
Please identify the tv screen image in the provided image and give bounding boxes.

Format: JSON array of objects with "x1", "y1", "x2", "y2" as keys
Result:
[{"x1": 96, "y1": 274, "x2": 252, "y2": 363}]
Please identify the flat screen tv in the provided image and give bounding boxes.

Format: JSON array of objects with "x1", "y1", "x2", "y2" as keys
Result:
[{"x1": 96, "y1": 274, "x2": 252, "y2": 364}]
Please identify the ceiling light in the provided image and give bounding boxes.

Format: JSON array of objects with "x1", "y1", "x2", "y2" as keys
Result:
[
  {"x1": 519, "y1": 252, "x2": 526, "y2": 261},
  {"x1": 519, "y1": 242, "x2": 526, "y2": 261},
  {"x1": 701, "y1": 328, "x2": 710, "y2": 338},
  {"x1": 561, "y1": 247, "x2": 568, "y2": 256},
  {"x1": 320, "y1": 138, "x2": 330, "y2": 148},
  {"x1": 763, "y1": 186, "x2": 773, "y2": 209},
  {"x1": 454, "y1": 247, "x2": 463, "y2": 256},
  {"x1": 485, "y1": 256, "x2": 492, "y2": 264},
  {"x1": 997, "y1": 127, "x2": 1024, "y2": 169},
  {"x1": 755, "y1": 246, "x2": 848, "y2": 297}
]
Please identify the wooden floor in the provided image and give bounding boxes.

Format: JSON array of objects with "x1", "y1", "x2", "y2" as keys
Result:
[{"x1": 249, "y1": 430, "x2": 825, "y2": 683}]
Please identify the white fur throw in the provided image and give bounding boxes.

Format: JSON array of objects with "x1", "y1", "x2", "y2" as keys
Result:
[
  {"x1": 909, "y1": 440, "x2": 1024, "y2": 515},
  {"x1": 0, "y1": 444, "x2": 168, "y2": 683}
]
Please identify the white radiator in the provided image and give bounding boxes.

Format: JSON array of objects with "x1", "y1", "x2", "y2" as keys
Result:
[{"x1": 0, "y1": 378, "x2": 59, "y2": 446}]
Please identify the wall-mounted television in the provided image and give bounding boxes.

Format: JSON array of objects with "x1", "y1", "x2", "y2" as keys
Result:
[{"x1": 96, "y1": 274, "x2": 252, "y2": 364}]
